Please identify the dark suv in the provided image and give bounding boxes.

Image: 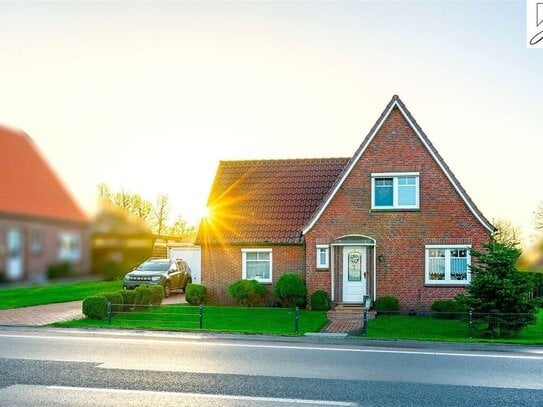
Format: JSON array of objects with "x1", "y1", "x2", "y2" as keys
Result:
[{"x1": 123, "y1": 258, "x2": 192, "y2": 297}]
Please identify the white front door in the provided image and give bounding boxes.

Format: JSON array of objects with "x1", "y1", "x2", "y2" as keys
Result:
[
  {"x1": 342, "y1": 246, "x2": 366, "y2": 303},
  {"x1": 6, "y1": 228, "x2": 24, "y2": 280}
]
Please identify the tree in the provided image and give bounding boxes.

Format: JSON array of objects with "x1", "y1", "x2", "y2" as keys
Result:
[
  {"x1": 97, "y1": 184, "x2": 195, "y2": 237},
  {"x1": 492, "y1": 218, "x2": 523, "y2": 248},
  {"x1": 458, "y1": 241, "x2": 536, "y2": 337},
  {"x1": 167, "y1": 216, "x2": 196, "y2": 237},
  {"x1": 97, "y1": 183, "x2": 153, "y2": 225},
  {"x1": 153, "y1": 194, "x2": 170, "y2": 236},
  {"x1": 534, "y1": 201, "x2": 543, "y2": 234}
]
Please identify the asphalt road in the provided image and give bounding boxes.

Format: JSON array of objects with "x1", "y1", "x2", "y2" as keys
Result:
[{"x1": 0, "y1": 328, "x2": 542, "y2": 406}]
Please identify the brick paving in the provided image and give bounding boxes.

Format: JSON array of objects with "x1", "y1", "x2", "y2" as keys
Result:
[
  {"x1": 0, "y1": 293, "x2": 187, "y2": 327},
  {"x1": 0, "y1": 301, "x2": 83, "y2": 326},
  {"x1": 322, "y1": 318, "x2": 362, "y2": 334}
]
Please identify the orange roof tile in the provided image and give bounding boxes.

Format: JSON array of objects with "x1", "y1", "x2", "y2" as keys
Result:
[
  {"x1": 197, "y1": 158, "x2": 349, "y2": 244},
  {"x1": 0, "y1": 125, "x2": 88, "y2": 224}
]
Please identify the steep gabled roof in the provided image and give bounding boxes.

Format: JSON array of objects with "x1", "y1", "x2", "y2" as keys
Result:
[
  {"x1": 197, "y1": 158, "x2": 349, "y2": 244},
  {"x1": 302, "y1": 95, "x2": 495, "y2": 234},
  {"x1": 0, "y1": 125, "x2": 88, "y2": 224}
]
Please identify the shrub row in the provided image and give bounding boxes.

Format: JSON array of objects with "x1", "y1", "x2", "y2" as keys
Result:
[{"x1": 82, "y1": 285, "x2": 165, "y2": 320}]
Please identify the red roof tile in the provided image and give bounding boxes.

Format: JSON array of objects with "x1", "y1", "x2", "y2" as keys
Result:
[
  {"x1": 0, "y1": 125, "x2": 88, "y2": 224},
  {"x1": 197, "y1": 158, "x2": 349, "y2": 244}
]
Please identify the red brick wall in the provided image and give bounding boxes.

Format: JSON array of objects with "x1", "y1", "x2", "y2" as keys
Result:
[
  {"x1": 201, "y1": 244, "x2": 305, "y2": 304},
  {"x1": 305, "y1": 107, "x2": 491, "y2": 310},
  {"x1": 0, "y1": 216, "x2": 91, "y2": 282}
]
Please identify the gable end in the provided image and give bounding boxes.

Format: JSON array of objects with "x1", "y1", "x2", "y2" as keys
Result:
[{"x1": 302, "y1": 95, "x2": 495, "y2": 235}]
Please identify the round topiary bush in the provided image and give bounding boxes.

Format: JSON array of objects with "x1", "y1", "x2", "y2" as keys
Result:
[
  {"x1": 135, "y1": 285, "x2": 153, "y2": 307},
  {"x1": 228, "y1": 279, "x2": 266, "y2": 307},
  {"x1": 99, "y1": 291, "x2": 124, "y2": 314},
  {"x1": 374, "y1": 296, "x2": 399, "y2": 313},
  {"x1": 120, "y1": 290, "x2": 137, "y2": 311},
  {"x1": 150, "y1": 285, "x2": 165, "y2": 306},
  {"x1": 185, "y1": 283, "x2": 208, "y2": 305},
  {"x1": 82, "y1": 296, "x2": 108, "y2": 320},
  {"x1": 274, "y1": 273, "x2": 307, "y2": 308},
  {"x1": 310, "y1": 290, "x2": 330, "y2": 311}
]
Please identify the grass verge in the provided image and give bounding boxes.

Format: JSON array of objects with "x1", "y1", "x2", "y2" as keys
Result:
[
  {"x1": 364, "y1": 308, "x2": 543, "y2": 345},
  {"x1": 0, "y1": 280, "x2": 122, "y2": 309},
  {"x1": 53, "y1": 305, "x2": 328, "y2": 336}
]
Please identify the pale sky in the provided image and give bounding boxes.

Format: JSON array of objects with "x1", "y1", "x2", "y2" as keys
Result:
[{"x1": 1, "y1": 1, "x2": 542, "y2": 243}]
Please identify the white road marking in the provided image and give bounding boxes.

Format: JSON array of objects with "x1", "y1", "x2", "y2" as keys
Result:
[
  {"x1": 47, "y1": 386, "x2": 358, "y2": 406},
  {"x1": 1, "y1": 333, "x2": 542, "y2": 360}
]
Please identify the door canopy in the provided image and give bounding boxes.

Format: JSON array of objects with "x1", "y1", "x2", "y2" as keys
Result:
[{"x1": 332, "y1": 234, "x2": 376, "y2": 247}]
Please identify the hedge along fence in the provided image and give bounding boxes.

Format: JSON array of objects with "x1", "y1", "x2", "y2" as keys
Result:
[{"x1": 82, "y1": 285, "x2": 164, "y2": 320}]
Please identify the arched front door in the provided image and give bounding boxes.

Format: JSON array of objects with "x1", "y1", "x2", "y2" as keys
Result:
[{"x1": 342, "y1": 246, "x2": 366, "y2": 303}]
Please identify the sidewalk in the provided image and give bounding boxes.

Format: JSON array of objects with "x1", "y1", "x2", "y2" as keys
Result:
[{"x1": 0, "y1": 293, "x2": 186, "y2": 326}]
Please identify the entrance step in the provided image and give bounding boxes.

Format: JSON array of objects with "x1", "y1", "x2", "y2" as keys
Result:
[{"x1": 326, "y1": 304, "x2": 376, "y2": 320}]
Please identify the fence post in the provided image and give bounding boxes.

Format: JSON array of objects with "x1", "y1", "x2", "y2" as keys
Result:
[
  {"x1": 107, "y1": 301, "x2": 112, "y2": 325},
  {"x1": 469, "y1": 310, "x2": 473, "y2": 339},
  {"x1": 294, "y1": 306, "x2": 300, "y2": 335},
  {"x1": 199, "y1": 304, "x2": 203, "y2": 329},
  {"x1": 362, "y1": 310, "x2": 368, "y2": 337}
]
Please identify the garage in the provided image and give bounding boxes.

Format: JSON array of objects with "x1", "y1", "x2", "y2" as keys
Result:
[{"x1": 167, "y1": 244, "x2": 201, "y2": 284}]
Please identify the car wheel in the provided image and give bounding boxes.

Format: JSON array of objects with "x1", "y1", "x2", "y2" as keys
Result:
[{"x1": 164, "y1": 282, "x2": 171, "y2": 298}]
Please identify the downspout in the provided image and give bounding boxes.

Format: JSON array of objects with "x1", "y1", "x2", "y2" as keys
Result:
[
  {"x1": 373, "y1": 245, "x2": 377, "y2": 300},
  {"x1": 330, "y1": 245, "x2": 335, "y2": 302}
]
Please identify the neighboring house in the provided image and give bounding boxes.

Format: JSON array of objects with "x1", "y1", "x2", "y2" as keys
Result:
[
  {"x1": 197, "y1": 96, "x2": 494, "y2": 309},
  {"x1": 0, "y1": 125, "x2": 90, "y2": 282}
]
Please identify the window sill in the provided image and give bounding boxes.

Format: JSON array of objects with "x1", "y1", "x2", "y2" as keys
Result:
[
  {"x1": 316, "y1": 267, "x2": 330, "y2": 272},
  {"x1": 425, "y1": 283, "x2": 470, "y2": 287},
  {"x1": 371, "y1": 208, "x2": 420, "y2": 212}
]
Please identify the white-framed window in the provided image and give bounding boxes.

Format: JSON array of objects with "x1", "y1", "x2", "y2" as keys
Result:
[
  {"x1": 242, "y1": 248, "x2": 272, "y2": 283},
  {"x1": 58, "y1": 232, "x2": 81, "y2": 263},
  {"x1": 30, "y1": 231, "x2": 42, "y2": 256},
  {"x1": 425, "y1": 245, "x2": 471, "y2": 285},
  {"x1": 316, "y1": 245, "x2": 329, "y2": 269},
  {"x1": 371, "y1": 172, "x2": 419, "y2": 210}
]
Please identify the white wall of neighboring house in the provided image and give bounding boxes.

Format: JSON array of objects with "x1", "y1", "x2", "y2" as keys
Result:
[{"x1": 168, "y1": 244, "x2": 201, "y2": 284}]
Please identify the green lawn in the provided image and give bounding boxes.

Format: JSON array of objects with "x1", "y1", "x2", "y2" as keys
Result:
[
  {"x1": 0, "y1": 280, "x2": 122, "y2": 309},
  {"x1": 364, "y1": 309, "x2": 543, "y2": 344},
  {"x1": 54, "y1": 305, "x2": 328, "y2": 336}
]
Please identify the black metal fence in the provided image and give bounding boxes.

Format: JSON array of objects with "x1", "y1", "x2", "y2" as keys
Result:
[
  {"x1": 361, "y1": 310, "x2": 543, "y2": 342},
  {"x1": 105, "y1": 303, "x2": 302, "y2": 334}
]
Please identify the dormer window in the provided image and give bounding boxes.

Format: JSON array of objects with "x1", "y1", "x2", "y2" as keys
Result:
[{"x1": 371, "y1": 172, "x2": 419, "y2": 210}]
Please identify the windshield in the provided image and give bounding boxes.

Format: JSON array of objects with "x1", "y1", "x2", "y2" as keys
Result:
[{"x1": 136, "y1": 261, "x2": 170, "y2": 272}]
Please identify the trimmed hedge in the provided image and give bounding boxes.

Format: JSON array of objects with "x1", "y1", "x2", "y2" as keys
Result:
[
  {"x1": 274, "y1": 273, "x2": 307, "y2": 308},
  {"x1": 120, "y1": 290, "x2": 137, "y2": 311},
  {"x1": 185, "y1": 283, "x2": 207, "y2": 305},
  {"x1": 150, "y1": 285, "x2": 165, "y2": 306},
  {"x1": 46, "y1": 262, "x2": 73, "y2": 279},
  {"x1": 310, "y1": 290, "x2": 330, "y2": 311},
  {"x1": 228, "y1": 279, "x2": 266, "y2": 307},
  {"x1": 99, "y1": 291, "x2": 124, "y2": 314},
  {"x1": 82, "y1": 296, "x2": 108, "y2": 320},
  {"x1": 135, "y1": 285, "x2": 152, "y2": 307},
  {"x1": 374, "y1": 296, "x2": 399, "y2": 312},
  {"x1": 431, "y1": 299, "x2": 468, "y2": 319}
]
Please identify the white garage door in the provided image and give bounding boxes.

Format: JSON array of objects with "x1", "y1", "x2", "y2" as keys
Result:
[{"x1": 168, "y1": 246, "x2": 201, "y2": 284}]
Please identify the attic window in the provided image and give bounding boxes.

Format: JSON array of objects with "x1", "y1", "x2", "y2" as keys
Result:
[{"x1": 371, "y1": 172, "x2": 419, "y2": 210}]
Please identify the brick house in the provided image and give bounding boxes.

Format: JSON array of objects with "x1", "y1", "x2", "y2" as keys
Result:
[
  {"x1": 197, "y1": 96, "x2": 494, "y2": 309},
  {"x1": 0, "y1": 125, "x2": 90, "y2": 282}
]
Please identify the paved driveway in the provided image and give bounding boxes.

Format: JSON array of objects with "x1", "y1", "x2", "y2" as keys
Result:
[{"x1": 0, "y1": 293, "x2": 186, "y2": 326}]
